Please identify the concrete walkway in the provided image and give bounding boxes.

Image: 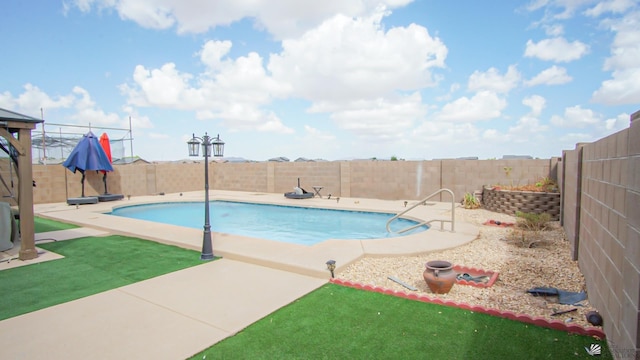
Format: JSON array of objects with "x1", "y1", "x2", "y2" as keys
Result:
[
  {"x1": 0, "y1": 258, "x2": 326, "y2": 359},
  {"x1": 0, "y1": 191, "x2": 478, "y2": 359}
]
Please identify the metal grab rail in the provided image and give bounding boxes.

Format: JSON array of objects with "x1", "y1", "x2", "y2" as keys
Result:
[{"x1": 386, "y1": 188, "x2": 455, "y2": 233}]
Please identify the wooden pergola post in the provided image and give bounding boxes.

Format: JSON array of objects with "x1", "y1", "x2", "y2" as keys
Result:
[
  {"x1": 17, "y1": 128, "x2": 37, "y2": 259},
  {"x1": 0, "y1": 108, "x2": 43, "y2": 260}
]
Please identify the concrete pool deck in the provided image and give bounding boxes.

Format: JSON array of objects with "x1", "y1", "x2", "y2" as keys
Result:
[
  {"x1": 31, "y1": 190, "x2": 479, "y2": 277},
  {"x1": 1, "y1": 190, "x2": 479, "y2": 359}
]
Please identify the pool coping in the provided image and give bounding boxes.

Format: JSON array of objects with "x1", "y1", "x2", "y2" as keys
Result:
[{"x1": 34, "y1": 190, "x2": 480, "y2": 278}]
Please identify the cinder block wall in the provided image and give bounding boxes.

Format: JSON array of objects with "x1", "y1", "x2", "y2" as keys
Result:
[
  {"x1": 348, "y1": 161, "x2": 441, "y2": 200},
  {"x1": 273, "y1": 161, "x2": 341, "y2": 195},
  {"x1": 562, "y1": 144, "x2": 585, "y2": 260},
  {"x1": 562, "y1": 110, "x2": 639, "y2": 358},
  {"x1": 28, "y1": 158, "x2": 557, "y2": 204}
]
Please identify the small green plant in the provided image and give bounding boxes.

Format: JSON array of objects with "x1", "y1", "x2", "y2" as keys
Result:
[
  {"x1": 515, "y1": 211, "x2": 551, "y2": 231},
  {"x1": 461, "y1": 192, "x2": 480, "y2": 209},
  {"x1": 534, "y1": 177, "x2": 558, "y2": 192},
  {"x1": 503, "y1": 166, "x2": 513, "y2": 187}
]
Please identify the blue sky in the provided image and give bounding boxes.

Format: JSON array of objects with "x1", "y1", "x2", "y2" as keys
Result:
[{"x1": 1, "y1": 0, "x2": 638, "y2": 161}]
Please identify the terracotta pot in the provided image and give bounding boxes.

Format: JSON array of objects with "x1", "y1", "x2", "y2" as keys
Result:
[{"x1": 423, "y1": 260, "x2": 456, "y2": 294}]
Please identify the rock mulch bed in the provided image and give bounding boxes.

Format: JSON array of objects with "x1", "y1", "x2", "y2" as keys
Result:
[{"x1": 337, "y1": 207, "x2": 602, "y2": 332}]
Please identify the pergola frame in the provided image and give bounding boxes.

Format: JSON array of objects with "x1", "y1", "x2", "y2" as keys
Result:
[{"x1": 0, "y1": 108, "x2": 43, "y2": 260}]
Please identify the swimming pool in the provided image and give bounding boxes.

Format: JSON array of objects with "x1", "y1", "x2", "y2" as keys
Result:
[{"x1": 109, "y1": 201, "x2": 428, "y2": 245}]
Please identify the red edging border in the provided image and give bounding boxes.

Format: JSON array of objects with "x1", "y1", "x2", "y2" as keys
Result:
[
  {"x1": 330, "y1": 278, "x2": 606, "y2": 340},
  {"x1": 453, "y1": 265, "x2": 499, "y2": 288}
]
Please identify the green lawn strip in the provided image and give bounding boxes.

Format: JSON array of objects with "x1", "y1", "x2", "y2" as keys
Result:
[
  {"x1": 0, "y1": 235, "x2": 204, "y2": 320},
  {"x1": 34, "y1": 216, "x2": 79, "y2": 233},
  {"x1": 192, "y1": 284, "x2": 611, "y2": 360}
]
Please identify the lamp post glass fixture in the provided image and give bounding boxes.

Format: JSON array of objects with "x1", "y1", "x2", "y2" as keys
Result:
[{"x1": 188, "y1": 133, "x2": 225, "y2": 260}]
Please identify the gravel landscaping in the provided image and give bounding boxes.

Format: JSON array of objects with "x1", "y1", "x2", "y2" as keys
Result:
[{"x1": 337, "y1": 206, "x2": 600, "y2": 330}]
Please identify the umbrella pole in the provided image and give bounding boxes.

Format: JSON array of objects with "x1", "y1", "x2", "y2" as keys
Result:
[
  {"x1": 81, "y1": 173, "x2": 86, "y2": 197},
  {"x1": 103, "y1": 173, "x2": 108, "y2": 194}
]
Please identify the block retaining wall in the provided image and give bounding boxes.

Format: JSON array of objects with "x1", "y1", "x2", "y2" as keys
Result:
[{"x1": 482, "y1": 187, "x2": 561, "y2": 221}]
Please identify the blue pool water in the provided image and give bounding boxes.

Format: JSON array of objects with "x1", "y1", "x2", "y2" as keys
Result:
[{"x1": 109, "y1": 201, "x2": 428, "y2": 245}]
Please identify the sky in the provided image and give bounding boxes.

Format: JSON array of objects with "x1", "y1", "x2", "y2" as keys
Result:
[{"x1": 1, "y1": 0, "x2": 639, "y2": 162}]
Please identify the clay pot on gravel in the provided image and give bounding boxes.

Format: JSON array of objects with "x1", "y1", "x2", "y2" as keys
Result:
[{"x1": 423, "y1": 260, "x2": 456, "y2": 294}]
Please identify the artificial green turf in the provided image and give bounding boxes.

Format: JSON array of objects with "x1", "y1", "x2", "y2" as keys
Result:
[
  {"x1": 192, "y1": 284, "x2": 611, "y2": 360},
  {"x1": 0, "y1": 235, "x2": 204, "y2": 320},
  {"x1": 34, "y1": 216, "x2": 79, "y2": 233}
]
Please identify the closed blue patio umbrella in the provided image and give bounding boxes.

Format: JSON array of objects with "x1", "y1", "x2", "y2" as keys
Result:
[{"x1": 62, "y1": 131, "x2": 114, "y2": 197}]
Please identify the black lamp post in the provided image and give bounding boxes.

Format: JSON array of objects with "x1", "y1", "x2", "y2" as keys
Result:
[
  {"x1": 188, "y1": 133, "x2": 225, "y2": 260},
  {"x1": 326, "y1": 259, "x2": 336, "y2": 278}
]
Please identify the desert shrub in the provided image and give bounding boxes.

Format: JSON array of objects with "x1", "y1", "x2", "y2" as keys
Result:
[
  {"x1": 504, "y1": 228, "x2": 550, "y2": 248},
  {"x1": 461, "y1": 192, "x2": 480, "y2": 209},
  {"x1": 501, "y1": 212, "x2": 553, "y2": 248},
  {"x1": 515, "y1": 211, "x2": 552, "y2": 231}
]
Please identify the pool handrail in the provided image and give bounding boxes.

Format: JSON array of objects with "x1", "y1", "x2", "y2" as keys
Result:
[{"x1": 386, "y1": 188, "x2": 455, "y2": 233}]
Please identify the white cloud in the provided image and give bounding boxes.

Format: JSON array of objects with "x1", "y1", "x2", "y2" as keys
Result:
[
  {"x1": 115, "y1": 0, "x2": 175, "y2": 30},
  {"x1": 508, "y1": 115, "x2": 549, "y2": 140},
  {"x1": 467, "y1": 65, "x2": 521, "y2": 94},
  {"x1": 303, "y1": 125, "x2": 336, "y2": 142},
  {"x1": 543, "y1": 23, "x2": 564, "y2": 36},
  {"x1": 524, "y1": 37, "x2": 590, "y2": 62},
  {"x1": 592, "y1": 68, "x2": 640, "y2": 104},
  {"x1": 412, "y1": 120, "x2": 481, "y2": 145},
  {"x1": 585, "y1": 0, "x2": 636, "y2": 17},
  {"x1": 522, "y1": 95, "x2": 546, "y2": 116},
  {"x1": 195, "y1": 105, "x2": 294, "y2": 133},
  {"x1": 118, "y1": 9, "x2": 447, "y2": 139},
  {"x1": 121, "y1": 105, "x2": 154, "y2": 129},
  {"x1": 66, "y1": 0, "x2": 413, "y2": 39},
  {"x1": 559, "y1": 132, "x2": 593, "y2": 146},
  {"x1": 324, "y1": 93, "x2": 426, "y2": 138},
  {"x1": 592, "y1": 11, "x2": 640, "y2": 104},
  {"x1": 268, "y1": 11, "x2": 447, "y2": 103},
  {"x1": 0, "y1": 84, "x2": 138, "y2": 131},
  {"x1": 601, "y1": 12, "x2": 640, "y2": 72},
  {"x1": 557, "y1": 110, "x2": 631, "y2": 146},
  {"x1": 482, "y1": 128, "x2": 501, "y2": 142},
  {"x1": 537, "y1": 0, "x2": 598, "y2": 20},
  {"x1": 437, "y1": 91, "x2": 507, "y2": 122},
  {"x1": 70, "y1": 86, "x2": 121, "y2": 126},
  {"x1": 605, "y1": 112, "x2": 630, "y2": 130},
  {"x1": 255, "y1": 113, "x2": 295, "y2": 133},
  {"x1": 124, "y1": 63, "x2": 193, "y2": 108},
  {"x1": 525, "y1": 65, "x2": 573, "y2": 86},
  {"x1": 198, "y1": 40, "x2": 233, "y2": 71},
  {"x1": 555, "y1": 0, "x2": 597, "y2": 19},
  {"x1": 526, "y1": 0, "x2": 550, "y2": 12},
  {"x1": 0, "y1": 83, "x2": 75, "y2": 112},
  {"x1": 120, "y1": 41, "x2": 292, "y2": 133},
  {"x1": 130, "y1": 46, "x2": 272, "y2": 109},
  {"x1": 550, "y1": 105, "x2": 601, "y2": 127},
  {"x1": 478, "y1": 104, "x2": 549, "y2": 146}
]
